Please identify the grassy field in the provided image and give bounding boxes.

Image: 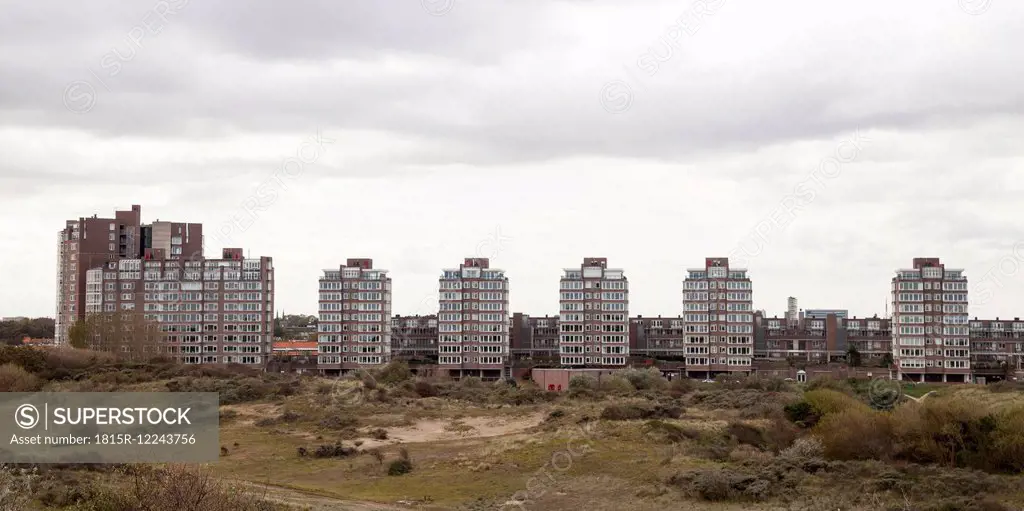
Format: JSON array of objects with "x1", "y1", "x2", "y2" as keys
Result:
[
  {"x1": 3, "y1": 349, "x2": 1024, "y2": 511},
  {"x1": 197, "y1": 376, "x2": 1024, "y2": 510}
]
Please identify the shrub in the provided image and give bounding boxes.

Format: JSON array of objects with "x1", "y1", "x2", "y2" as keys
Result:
[
  {"x1": 82, "y1": 464, "x2": 285, "y2": 510},
  {"x1": 784, "y1": 401, "x2": 817, "y2": 427},
  {"x1": 312, "y1": 443, "x2": 358, "y2": 458},
  {"x1": 891, "y1": 398, "x2": 1000, "y2": 469},
  {"x1": 780, "y1": 436, "x2": 824, "y2": 460},
  {"x1": 642, "y1": 420, "x2": 700, "y2": 443},
  {"x1": 413, "y1": 380, "x2": 438, "y2": 397},
  {"x1": 618, "y1": 367, "x2": 667, "y2": 391},
  {"x1": 0, "y1": 465, "x2": 37, "y2": 511},
  {"x1": 987, "y1": 380, "x2": 1024, "y2": 393},
  {"x1": 568, "y1": 374, "x2": 596, "y2": 391},
  {"x1": 368, "y1": 428, "x2": 388, "y2": 440},
  {"x1": 803, "y1": 389, "x2": 869, "y2": 417},
  {"x1": 0, "y1": 346, "x2": 47, "y2": 374},
  {"x1": 375, "y1": 361, "x2": 413, "y2": 385},
  {"x1": 388, "y1": 459, "x2": 413, "y2": 476},
  {"x1": 814, "y1": 407, "x2": 893, "y2": 460},
  {"x1": 667, "y1": 377, "x2": 697, "y2": 395},
  {"x1": 600, "y1": 403, "x2": 682, "y2": 421},
  {"x1": 598, "y1": 376, "x2": 634, "y2": 395},
  {"x1": 319, "y1": 415, "x2": 358, "y2": 431},
  {"x1": 669, "y1": 467, "x2": 788, "y2": 502},
  {"x1": 369, "y1": 448, "x2": 385, "y2": 465},
  {"x1": 0, "y1": 363, "x2": 42, "y2": 392},
  {"x1": 989, "y1": 405, "x2": 1024, "y2": 472},
  {"x1": 806, "y1": 376, "x2": 854, "y2": 393},
  {"x1": 726, "y1": 422, "x2": 767, "y2": 449},
  {"x1": 742, "y1": 376, "x2": 789, "y2": 392}
]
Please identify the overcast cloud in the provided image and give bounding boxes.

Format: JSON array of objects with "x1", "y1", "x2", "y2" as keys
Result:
[{"x1": 3, "y1": 0, "x2": 1024, "y2": 321}]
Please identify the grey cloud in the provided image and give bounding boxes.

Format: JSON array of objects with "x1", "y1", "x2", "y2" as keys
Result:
[{"x1": 1, "y1": 0, "x2": 1022, "y2": 168}]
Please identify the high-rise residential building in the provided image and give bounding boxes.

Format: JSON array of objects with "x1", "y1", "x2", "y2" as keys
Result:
[
  {"x1": 558, "y1": 257, "x2": 629, "y2": 367},
  {"x1": 682, "y1": 257, "x2": 754, "y2": 378},
  {"x1": 437, "y1": 258, "x2": 509, "y2": 380},
  {"x1": 891, "y1": 258, "x2": 970, "y2": 382},
  {"x1": 786, "y1": 297, "x2": 799, "y2": 326},
  {"x1": 55, "y1": 205, "x2": 202, "y2": 344},
  {"x1": 317, "y1": 259, "x2": 392, "y2": 375},
  {"x1": 81, "y1": 248, "x2": 273, "y2": 365}
]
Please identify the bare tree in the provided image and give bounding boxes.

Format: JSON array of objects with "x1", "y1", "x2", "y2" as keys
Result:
[{"x1": 77, "y1": 311, "x2": 165, "y2": 362}]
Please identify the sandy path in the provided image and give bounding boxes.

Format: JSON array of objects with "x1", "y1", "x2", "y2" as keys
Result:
[
  {"x1": 357, "y1": 412, "x2": 546, "y2": 448},
  {"x1": 236, "y1": 481, "x2": 410, "y2": 510}
]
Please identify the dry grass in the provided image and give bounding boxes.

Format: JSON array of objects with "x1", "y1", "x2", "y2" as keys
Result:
[{"x1": 4, "y1": 362, "x2": 1024, "y2": 510}]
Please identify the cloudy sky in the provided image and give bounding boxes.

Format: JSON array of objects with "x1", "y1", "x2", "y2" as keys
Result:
[{"x1": 3, "y1": 0, "x2": 1024, "y2": 321}]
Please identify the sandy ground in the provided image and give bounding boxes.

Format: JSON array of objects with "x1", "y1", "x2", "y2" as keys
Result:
[
  {"x1": 225, "y1": 403, "x2": 284, "y2": 426},
  {"x1": 237, "y1": 481, "x2": 410, "y2": 510},
  {"x1": 356, "y1": 412, "x2": 546, "y2": 448}
]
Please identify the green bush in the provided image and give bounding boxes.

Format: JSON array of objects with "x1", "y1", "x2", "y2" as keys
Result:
[
  {"x1": 783, "y1": 401, "x2": 817, "y2": 427},
  {"x1": 814, "y1": 406, "x2": 893, "y2": 461},
  {"x1": 617, "y1": 367, "x2": 667, "y2": 391},
  {"x1": 803, "y1": 389, "x2": 869, "y2": 417},
  {"x1": 374, "y1": 361, "x2": 412, "y2": 385},
  {"x1": 387, "y1": 458, "x2": 413, "y2": 476},
  {"x1": 598, "y1": 376, "x2": 634, "y2": 395}
]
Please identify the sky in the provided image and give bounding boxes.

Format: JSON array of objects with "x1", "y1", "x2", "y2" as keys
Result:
[{"x1": 3, "y1": 0, "x2": 1024, "y2": 321}]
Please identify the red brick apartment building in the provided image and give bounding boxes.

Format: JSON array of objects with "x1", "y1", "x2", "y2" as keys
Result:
[
  {"x1": 56, "y1": 205, "x2": 201, "y2": 344},
  {"x1": 83, "y1": 247, "x2": 274, "y2": 365},
  {"x1": 756, "y1": 314, "x2": 892, "y2": 365},
  {"x1": 892, "y1": 258, "x2": 970, "y2": 382},
  {"x1": 391, "y1": 314, "x2": 439, "y2": 363},
  {"x1": 630, "y1": 316, "x2": 686, "y2": 360},
  {"x1": 437, "y1": 258, "x2": 510, "y2": 380},
  {"x1": 969, "y1": 318, "x2": 1024, "y2": 380},
  {"x1": 558, "y1": 258, "x2": 629, "y2": 367},
  {"x1": 682, "y1": 257, "x2": 754, "y2": 378},
  {"x1": 510, "y1": 313, "x2": 559, "y2": 363},
  {"x1": 317, "y1": 259, "x2": 392, "y2": 375}
]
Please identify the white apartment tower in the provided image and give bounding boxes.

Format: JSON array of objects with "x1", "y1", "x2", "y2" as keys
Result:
[
  {"x1": 891, "y1": 258, "x2": 970, "y2": 382},
  {"x1": 317, "y1": 259, "x2": 392, "y2": 375},
  {"x1": 682, "y1": 257, "x2": 754, "y2": 378},
  {"x1": 558, "y1": 257, "x2": 629, "y2": 367},
  {"x1": 437, "y1": 258, "x2": 510, "y2": 380}
]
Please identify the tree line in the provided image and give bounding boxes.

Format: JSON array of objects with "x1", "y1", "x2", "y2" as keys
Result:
[
  {"x1": 67, "y1": 311, "x2": 168, "y2": 361},
  {"x1": 0, "y1": 317, "x2": 55, "y2": 344}
]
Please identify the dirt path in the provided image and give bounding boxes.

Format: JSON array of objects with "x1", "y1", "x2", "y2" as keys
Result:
[
  {"x1": 236, "y1": 481, "x2": 410, "y2": 510},
  {"x1": 357, "y1": 412, "x2": 546, "y2": 448}
]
